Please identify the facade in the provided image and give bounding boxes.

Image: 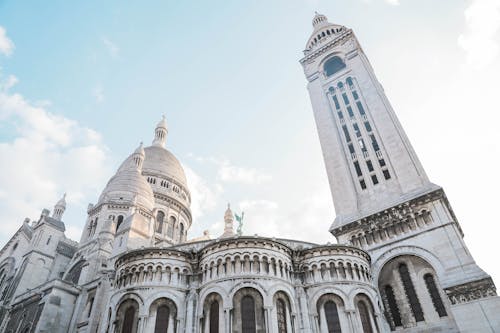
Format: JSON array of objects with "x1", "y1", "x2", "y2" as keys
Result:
[{"x1": 0, "y1": 12, "x2": 498, "y2": 333}]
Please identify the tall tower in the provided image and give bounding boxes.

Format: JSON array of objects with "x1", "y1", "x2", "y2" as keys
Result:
[{"x1": 301, "y1": 13, "x2": 500, "y2": 332}]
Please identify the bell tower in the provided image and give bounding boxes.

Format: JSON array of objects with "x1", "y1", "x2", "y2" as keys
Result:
[{"x1": 301, "y1": 13, "x2": 500, "y2": 332}]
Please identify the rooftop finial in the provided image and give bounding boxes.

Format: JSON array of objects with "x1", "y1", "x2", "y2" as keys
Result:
[
  {"x1": 312, "y1": 12, "x2": 328, "y2": 28},
  {"x1": 152, "y1": 116, "x2": 168, "y2": 147}
]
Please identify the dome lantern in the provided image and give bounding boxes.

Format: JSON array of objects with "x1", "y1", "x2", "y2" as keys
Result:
[
  {"x1": 52, "y1": 193, "x2": 67, "y2": 221},
  {"x1": 152, "y1": 115, "x2": 168, "y2": 147}
]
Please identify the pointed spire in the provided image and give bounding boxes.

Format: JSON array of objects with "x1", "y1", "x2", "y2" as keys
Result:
[
  {"x1": 220, "y1": 203, "x2": 235, "y2": 238},
  {"x1": 52, "y1": 193, "x2": 67, "y2": 221},
  {"x1": 152, "y1": 115, "x2": 168, "y2": 147}
]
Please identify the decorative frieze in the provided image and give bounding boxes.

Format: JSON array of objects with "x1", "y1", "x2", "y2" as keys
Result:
[{"x1": 445, "y1": 278, "x2": 497, "y2": 305}]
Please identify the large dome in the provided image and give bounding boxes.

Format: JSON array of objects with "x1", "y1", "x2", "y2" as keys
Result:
[{"x1": 142, "y1": 146, "x2": 187, "y2": 186}]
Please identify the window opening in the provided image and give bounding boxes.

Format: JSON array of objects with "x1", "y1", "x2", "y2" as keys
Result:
[
  {"x1": 324, "y1": 301, "x2": 342, "y2": 333},
  {"x1": 424, "y1": 274, "x2": 447, "y2": 317},
  {"x1": 383, "y1": 170, "x2": 391, "y2": 180},
  {"x1": 358, "y1": 301, "x2": 373, "y2": 333},
  {"x1": 371, "y1": 175, "x2": 379, "y2": 185},
  {"x1": 384, "y1": 285, "x2": 402, "y2": 328},
  {"x1": 366, "y1": 160, "x2": 374, "y2": 172},
  {"x1": 399, "y1": 264, "x2": 424, "y2": 322},
  {"x1": 354, "y1": 162, "x2": 363, "y2": 177}
]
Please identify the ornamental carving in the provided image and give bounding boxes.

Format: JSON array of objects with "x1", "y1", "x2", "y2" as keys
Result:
[{"x1": 445, "y1": 278, "x2": 497, "y2": 305}]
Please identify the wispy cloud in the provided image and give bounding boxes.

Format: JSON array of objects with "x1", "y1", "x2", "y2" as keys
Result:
[
  {"x1": 102, "y1": 36, "x2": 119, "y2": 58},
  {"x1": 0, "y1": 74, "x2": 111, "y2": 240},
  {"x1": 0, "y1": 26, "x2": 14, "y2": 56},
  {"x1": 217, "y1": 160, "x2": 272, "y2": 184}
]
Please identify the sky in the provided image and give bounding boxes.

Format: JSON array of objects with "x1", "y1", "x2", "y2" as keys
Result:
[{"x1": 0, "y1": 0, "x2": 499, "y2": 285}]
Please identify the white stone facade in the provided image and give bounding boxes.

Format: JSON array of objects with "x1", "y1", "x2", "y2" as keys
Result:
[{"x1": 0, "y1": 12, "x2": 498, "y2": 333}]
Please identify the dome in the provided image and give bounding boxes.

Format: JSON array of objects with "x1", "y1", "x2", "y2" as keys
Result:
[
  {"x1": 305, "y1": 13, "x2": 346, "y2": 52},
  {"x1": 142, "y1": 146, "x2": 187, "y2": 186},
  {"x1": 98, "y1": 145, "x2": 155, "y2": 210}
]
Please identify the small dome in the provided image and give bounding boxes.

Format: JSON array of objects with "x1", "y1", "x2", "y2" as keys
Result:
[
  {"x1": 312, "y1": 12, "x2": 328, "y2": 28},
  {"x1": 99, "y1": 147, "x2": 154, "y2": 210},
  {"x1": 142, "y1": 146, "x2": 187, "y2": 186}
]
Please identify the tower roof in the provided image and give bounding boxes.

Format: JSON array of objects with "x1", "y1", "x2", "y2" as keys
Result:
[{"x1": 304, "y1": 13, "x2": 347, "y2": 53}]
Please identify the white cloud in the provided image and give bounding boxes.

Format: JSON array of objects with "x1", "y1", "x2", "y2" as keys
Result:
[
  {"x1": 458, "y1": 0, "x2": 500, "y2": 68},
  {"x1": 0, "y1": 75, "x2": 111, "y2": 240},
  {"x1": 0, "y1": 26, "x2": 14, "y2": 56},
  {"x1": 184, "y1": 165, "x2": 223, "y2": 220},
  {"x1": 217, "y1": 160, "x2": 272, "y2": 184},
  {"x1": 102, "y1": 36, "x2": 119, "y2": 58},
  {"x1": 384, "y1": 0, "x2": 400, "y2": 5}
]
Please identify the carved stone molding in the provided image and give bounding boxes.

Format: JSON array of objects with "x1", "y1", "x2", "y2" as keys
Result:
[{"x1": 445, "y1": 277, "x2": 497, "y2": 305}]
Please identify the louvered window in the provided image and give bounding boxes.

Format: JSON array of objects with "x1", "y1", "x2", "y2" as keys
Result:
[
  {"x1": 424, "y1": 274, "x2": 447, "y2": 317},
  {"x1": 324, "y1": 301, "x2": 342, "y2": 333},
  {"x1": 384, "y1": 285, "x2": 402, "y2": 329},
  {"x1": 399, "y1": 264, "x2": 424, "y2": 322}
]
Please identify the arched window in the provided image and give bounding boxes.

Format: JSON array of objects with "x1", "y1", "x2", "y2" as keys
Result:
[
  {"x1": 122, "y1": 306, "x2": 136, "y2": 333},
  {"x1": 156, "y1": 211, "x2": 165, "y2": 233},
  {"x1": 398, "y1": 264, "x2": 424, "y2": 322},
  {"x1": 241, "y1": 295, "x2": 256, "y2": 333},
  {"x1": 424, "y1": 274, "x2": 447, "y2": 317},
  {"x1": 154, "y1": 305, "x2": 170, "y2": 333},
  {"x1": 209, "y1": 300, "x2": 219, "y2": 333},
  {"x1": 179, "y1": 224, "x2": 184, "y2": 242},
  {"x1": 358, "y1": 301, "x2": 373, "y2": 333},
  {"x1": 167, "y1": 216, "x2": 175, "y2": 238},
  {"x1": 116, "y1": 215, "x2": 124, "y2": 232},
  {"x1": 324, "y1": 56, "x2": 346, "y2": 77},
  {"x1": 324, "y1": 301, "x2": 342, "y2": 333},
  {"x1": 346, "y1": 77, "x2": 354, "y2": 87},
  {"x1": 92, "y1": 218, "x2": 98, "y2": 236},
  {"x1": 384, "y1": 285, "x2": 402, "y2": 328},
  {"x1": 65, "y1": 261, "x2": 85, "y2": 285},
  {"x1": 88, "y1": 219, "x2": 94, "y2": 236},
  {"x1": 276, "y1": 298, "x2": 287, "y2": 333}
]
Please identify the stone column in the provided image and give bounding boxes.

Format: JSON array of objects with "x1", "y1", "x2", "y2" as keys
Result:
[
  {"x1": 295, "y1": 286, "x2": 311, "y2": 332},
  {"x1": 224, "y1": 308, "x2": 232, "y2": 333},
  {"x1": 346, "y1": 309, "x2": 361, "y2": 333},
  {"x1": 264, "y1": 306, "x2": 273, "y2": 333}
]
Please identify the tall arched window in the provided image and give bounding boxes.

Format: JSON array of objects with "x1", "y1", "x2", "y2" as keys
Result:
[
  {"x1": 156, "y1": 211, "x2": 165, "y2": 233},
  {"x1": 122, "y1": 306, "x2": 136, "y2": 333},
  {"x1": 116, "y1": 215, "x2": 124, "y2": 232},
  {"x1": 384, "y1": 285, "x2": 402, "y2": 328},
  {"x1": 324, "y1": 301, "x2": 342, "y2": 333},
  {"x1": 179, "y1": 224, "x2": 184, "y2": 242},
  {"x1": 209, "y1": 300, "x2": 219, "y2": 333},
  {"x1": 398, "y1": 264, "x2": 424, "y2": 322},
  {"x1": 424, "y1": 274, "x2": 447, "y2": 317},
  {"x1": 167, "y1": 216, "x2": 175, "y2": 238},
  {"x1": 324, "y1": 56, "x2": 346, "y2": 77},
  {"x1": 276, "y1": 298, "x2": 288, "y2": 333},
  {"x1": 154, "y1": 305, "x2": 169, "y2": 333},
  {"x1": 241, "y1": 295, "x2": 256, "y2": 333},
  {"x1": 358, "y1": 301, "x2": 373, "y2": 333}
]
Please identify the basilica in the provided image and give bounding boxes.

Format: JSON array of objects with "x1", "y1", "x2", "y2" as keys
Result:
[{"x1": 0, "y1": 13, "x2": 499, "y2": 333}]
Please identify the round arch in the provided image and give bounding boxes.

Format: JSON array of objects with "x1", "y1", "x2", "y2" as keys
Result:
[{"x1": 371, "y1": 245, "x2": 446, "y2": 285}]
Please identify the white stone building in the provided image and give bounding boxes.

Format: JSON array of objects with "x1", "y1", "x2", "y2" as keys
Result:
[{"x1": 0, "y1": 12, "x2": 498, "y2": 333}]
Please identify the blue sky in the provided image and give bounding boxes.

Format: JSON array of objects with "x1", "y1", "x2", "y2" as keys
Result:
[{"x1": 1, "y1": 0, "x2": 500, "y2": 284}]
